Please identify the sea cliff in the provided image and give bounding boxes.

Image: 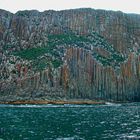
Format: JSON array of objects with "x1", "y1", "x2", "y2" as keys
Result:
[{"x1": 0, "y1": 8, "x2": 140, "y2": 103}]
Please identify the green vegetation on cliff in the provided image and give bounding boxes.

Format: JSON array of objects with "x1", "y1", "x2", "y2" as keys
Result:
[
  {"x1": 13, "y1": 33, "x2": 126, "y2": 70},
  {"x1": 14, "y1": 46, "x2": 62, "y2": 70},
  {"x1": 14, "y1": 47, "x2": 52, "y2": 60}
]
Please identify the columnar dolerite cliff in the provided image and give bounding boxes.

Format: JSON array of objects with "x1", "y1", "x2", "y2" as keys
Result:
[{"x1": 0, "y1": 8, "x2": 140, "y2": 102}]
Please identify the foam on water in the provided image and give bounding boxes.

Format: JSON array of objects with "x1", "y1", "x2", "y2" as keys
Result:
[
  {"x1": 105, "y1": 102, "x2": 122, "y2": 106},
  {"x1": 55, "y1": 135, "x2": 85, "y2": 140},
  {"x1": 0, "y1": 104, "x2": 97, "y2": 108}
]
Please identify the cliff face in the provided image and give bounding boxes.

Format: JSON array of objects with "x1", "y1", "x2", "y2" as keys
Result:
[{"x1": 0, "y1": 8, "x2": 140, "y2": 102}]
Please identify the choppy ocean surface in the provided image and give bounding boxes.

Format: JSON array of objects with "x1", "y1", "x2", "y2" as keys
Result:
[{"x1": 0, "y1": 103, "x2": 140, "y2": 140}]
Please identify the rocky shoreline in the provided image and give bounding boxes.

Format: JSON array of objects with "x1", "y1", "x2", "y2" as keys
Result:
[{"x1": 0, "y1": 100, "x2": 105, "y2": 105}]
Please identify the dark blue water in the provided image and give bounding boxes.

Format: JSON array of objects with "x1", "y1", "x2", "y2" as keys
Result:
[{"x1": 0, "y1": 103, "x2": 140, "y2": 140}]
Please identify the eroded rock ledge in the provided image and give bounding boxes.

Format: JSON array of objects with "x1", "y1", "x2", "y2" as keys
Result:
[{"x1": 0, "y1": 100, "x2": 105, "y2": 105}]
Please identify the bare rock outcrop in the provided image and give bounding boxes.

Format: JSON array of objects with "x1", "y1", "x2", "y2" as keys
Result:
[{"x1": 0, "y1": 8, "x2": 140, "y2": 102}]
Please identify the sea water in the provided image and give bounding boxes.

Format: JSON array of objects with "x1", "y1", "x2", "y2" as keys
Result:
[{"x1": 0, "y1": 103, "x2": 140, "y2": 140}]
